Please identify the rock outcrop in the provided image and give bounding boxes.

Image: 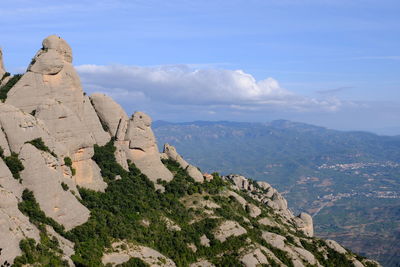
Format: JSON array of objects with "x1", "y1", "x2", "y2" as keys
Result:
[
  {"x1": 214, "y1": 220, "x2": 247, "y2": 242},
  {"x1": 124, "y1": 112, "x2": 172, "y2": 183},
  {"x1": 102, "y1": 241, "x2": 176, "y2": 267},
  {"x1": 0, "y1": 103, "x2": 65, "y2": 156},
  {"x1": 19, "y1": 144, "x2": 90, "y2": 230},
  {"x1": 4, "y1": 35, "x2": 111, "y2": 191},
  {"x1": 0, "y1": 35, "x2": 381, "y2": 267},
  {"x1": 162, "y1": 143, "x2": 204, "y2": 182},
  {"x1": 224, "y1": 174, "x2": 314, "y2": 236},
  {"x1": 0, "y1": 188, "x2": 40, "y2": 266},
  {"x1": 90, "y1": 93, "x2": 129, "y2": 139}
]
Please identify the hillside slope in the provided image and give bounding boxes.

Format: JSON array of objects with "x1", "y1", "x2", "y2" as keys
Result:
[
  {"x1": 153, "y1": 120, "x2": 400, "y2": 266},
  {"x1": 0, "y1": 36, "x2": 381, "y2": 267}
]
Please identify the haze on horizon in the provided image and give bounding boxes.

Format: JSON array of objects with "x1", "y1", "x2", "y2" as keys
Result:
[{"x1": 1, "y1": 0, "x2": 399, "y2": 135}]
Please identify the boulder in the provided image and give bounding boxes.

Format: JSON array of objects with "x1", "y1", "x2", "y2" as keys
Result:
[
  {"x1": 258, "y1": 217, "x2": 278, "y2": 228},
  {"x1": 325, "y1": 239, "x2": 347, "y2": 254},
  {"x1": 0, "y1": 188, "x2": 40, "y2": 266},
  {"x1": 294, "y1": 212, "x2": 313, "y2": 237},
  {"x1": 256, "y1": 181, "x2": 272, "y2": 191},
  {"x1": 261, "y1": 232, "x2": 286, "y2": 250},
  {"x1": 89, "y1": 93, "x2": 129, "y2": 139},
  {"x1": 293, "y1": 247, "x2": 317, "y2": 265},
  {"x1": 200, "y1": 234, "x2": 210, "y2": 247},
  {"x1": 240, "y1": 248, "x2": 269, "y2": 267},
  {"x1": 214, "y1": 220, "x2": 247, "y2": 242},
  {"x1": 124, "y1": 112, "x2": 172, "y2": 183},
  {"x1": 224, "y1": 174, "x2": 254, "y2": 191},
  {"x1": 102, "y1": 241, "x2": 176, "y2": 267},
  {"x1": 19, "y1": 143, "x2": 90, "y2": 230},
  {"x1": 247, "y1": 203, "x2": 262, "y2": 218},
  {"x1": 163, "y1": 143, "x2": 204, "y2": 182}
]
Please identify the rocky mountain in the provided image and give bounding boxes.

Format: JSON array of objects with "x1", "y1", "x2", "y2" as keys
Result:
[
  {"x1": 0, "y1": 36, "x2": 381, "y2": 267},
  {"x1": 153, "y1": 121, "x2": 400, "y2": 266}
]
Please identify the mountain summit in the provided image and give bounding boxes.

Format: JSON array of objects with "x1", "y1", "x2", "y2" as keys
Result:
[{"x1": 0, "y1": 36, "x2": 381, "y2": 267}]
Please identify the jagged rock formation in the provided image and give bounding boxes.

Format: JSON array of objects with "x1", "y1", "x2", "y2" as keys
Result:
[
  {"x1": 0, "y1": 35, "x2": 382, "y2": 267},
  {"x1": 0, "y1": 187, "x2": 40, "y2": 265},
  {"x1": 162, "y1": 143, "x2": 204, "y2": 182},
  {"x1": 124, "y1": 112, "x2": 173, "y2": 184},
  {"x1": 18, "y1": 144, "x2": 90, "y2": 230},
  {"x1": 224, "y1": 174, "x2": 313, "y2": 235}
]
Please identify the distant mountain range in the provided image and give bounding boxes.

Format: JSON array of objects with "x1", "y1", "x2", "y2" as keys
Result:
[{"x1": 153, "y1": 120, "x2": 400, "y2": 267}]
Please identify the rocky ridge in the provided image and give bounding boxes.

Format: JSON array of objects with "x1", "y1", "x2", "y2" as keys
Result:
[{"x1": 0, "y1": 36, "x2": 381, "y2": 267}]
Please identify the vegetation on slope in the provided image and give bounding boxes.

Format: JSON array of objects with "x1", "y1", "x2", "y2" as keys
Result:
[
  {"x1": 0, "y1": 147, "x2": 24, "y2": 181},
  {"x1": 14, "y1": 140, "x2": 371, "y2": 266},
  {"x1": 0, "y1": 74, "x2": 22, "y2": 102}
]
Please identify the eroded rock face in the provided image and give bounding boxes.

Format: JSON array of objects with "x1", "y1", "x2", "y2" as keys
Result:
[
  {"x1": 102, "y1": 241, "x2": 176, "y2": 267},
  {"x1": 6, "y1": 35, "x2": 82, "y2": 115},
  {"x1": 19, "y1": 144, "x2": 90, "y2": 230},
  {"x1": 0, "y1": 188, "x2": 40, "y2": 266},
  {"x1": 294, "y1": 212, "x2": 314, "y2": 237},
  {"x1": 0, "y1": 103, "x2": 66, "y2": 156},
  {"x1": 240, "y1": 248, "x2": 269, "y2": 267},
  {"x1": 163, "y1": 143, "x2": 204, "y2": 182},
  {"x1": 325, "y1": 239, "x2": 347, "y2": 254},
  {"x1": 71, "y1": 147, "x2": 107, "y2": 192},
  {"x1": 82, "y1": 95, "x2": 110, "y2": 146},
  {"x1": 124, "y1": 112, "x2": 172, "y2": 183},
  {"x1": 4, "y1": 36, "x2": 109, "y2": 192},
  {"x1": 35, "y1": 99, "x2": 95, "y2": 153},
  {"x1": 214, "y1": 220, "x2": 247, "y2": 242},
  {"x1": 90, "y1": 93, "x2": 129, "y2": 139},
  {"x1": 223, "y1": 174, "x2": 314, "y2": 234}
]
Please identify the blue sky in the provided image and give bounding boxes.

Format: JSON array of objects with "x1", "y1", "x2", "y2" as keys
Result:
[{"x1": 1, "y1": 0, "x2": 400, "y2": 134}]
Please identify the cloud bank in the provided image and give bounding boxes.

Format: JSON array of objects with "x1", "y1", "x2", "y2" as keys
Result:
[{"x1": 76, "y1": 64, "x2": 342, "y2": 114}]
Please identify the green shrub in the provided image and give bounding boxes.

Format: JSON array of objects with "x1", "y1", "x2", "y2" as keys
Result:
[
  {"x1": 18, "y1": 189, "x2": 65, "y2": 235},
  {"x1": 26, "y1": 138, "x2": 57, "y2": 157},
  {"x1": 0, "y1": 74, "x2": 22, "y2": 101},
  {"x1": 13, "y1": 233, "x2": 68, "y2": 267},
  {"x1": 116, "y1": 257, "x2": 149, "y2": 266},
  {"x1": 61, "y1": 182, "x2": 69, "y2": 191},
  {"x1": 64, "y1": 157, "x2": 76, "y2": 176},
  {"x1": 3, "y1": 152, "x2": 24, "y2": 180}
]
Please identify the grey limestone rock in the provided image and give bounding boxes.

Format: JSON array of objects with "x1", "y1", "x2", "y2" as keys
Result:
[
  {"x1": 325, "y1": 239, "x2": 348, "y2": 254},
  {"x1": 0, "y1": 188, "x2": 40, "y2": 266},
  {"x1": 214, "y1": 220, "x2": 247, "y2": 242},
  {"x1": 163, "y1": 143, "x2": 204, "y2": 182},
  {"x1": 294, "y1": 212, "x2": 314, "y2": 237},
  {"x1": 90, "y1": 93, "x2": 129, "y2": 140},
  {"x1": 240, "y1": 248, "x2": 269, "y2": 267},
  {"x1": 0, "y1": 103, "x2": 66, "y2": 156},
  {"x1": 19, "y1": 143, "x2": 90, "y2": 230},
  {"x1": 124, "y1": 112, "x2": 173, "y2": 183}
]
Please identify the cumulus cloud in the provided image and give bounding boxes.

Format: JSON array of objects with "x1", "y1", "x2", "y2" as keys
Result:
[{"x1": 76, "y1": 64, "x2": 342, "y2": 112}]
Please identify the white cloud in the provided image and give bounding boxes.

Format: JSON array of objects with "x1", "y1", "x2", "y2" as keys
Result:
[{"x1": 76, "y1": 64, "x2": 342, "y2": 112}]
